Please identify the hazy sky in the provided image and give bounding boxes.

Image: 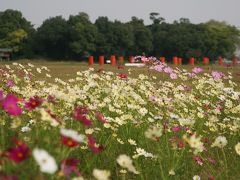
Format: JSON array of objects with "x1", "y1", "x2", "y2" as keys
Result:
[{"x1": 1, "y1": 0, "x2": 240, "y2": 28}]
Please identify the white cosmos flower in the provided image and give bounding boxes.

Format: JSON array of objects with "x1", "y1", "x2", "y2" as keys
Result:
[
  {"x1": 93, "y1": 169, "x2": 111, "y2": 180},
  {"x1": 33, "y1": 148, "x2": 58, "y2": 174},
  {"x1": 60, "y1": 128, "x2": 86, "y2": 143},
  {"x1": 235, "y1": 142, "x2": 240, "y2": 155},
  {"x1": 117, "y1": 154, "x2": 139, "y2": 174},
  {"x1": 193, "y1": 175, "x2": 201, "y2": 180},
  {"x1": 211, "y1": 136, "x2": 228, "y2": 148}
]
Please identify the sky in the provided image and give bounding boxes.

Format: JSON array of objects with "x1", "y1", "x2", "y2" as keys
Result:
[{"x1": 1, "y1": 0, "x2": 240, "y2": 28}]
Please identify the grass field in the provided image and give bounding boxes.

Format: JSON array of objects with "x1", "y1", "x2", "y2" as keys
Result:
[{"x1": 0, "y1": 60, "x2": 240, "y2": 180}]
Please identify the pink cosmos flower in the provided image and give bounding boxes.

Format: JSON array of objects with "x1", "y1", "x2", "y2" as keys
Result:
[
  {"x1": 95, "y1": 111, "x2": 108, "y2": 124},
  {"x1": 211, "y1": 71, "x2": 225, "y2": 80},
  {"x1": 6, "y1": 80, "x2": 15, "y2": 87},
  {"x1": 73, "y1": 106, "x2": 92, "y2": 127},
  {"x1": 193, "y1": 156, "x2": 203, "y2": 166},
  {"x1": 207, "y1": 157, "x2": 217, "y2": 165},
  {"x1": 2, "y1": 94, "x2": 22, "y2": 116},
  {"x1": 25, "y1": 96, "x2": 43, "y2": 111},
  {"x1": 87, "y1": 135, "x2": 104, "y2": 154},
  {"x1": 163, "y1": 67, "x2": 173, "y2": 74},
  {"x1": 171, "y1": 126, "x2": 181, "y2": 133},
  {"x1": 61, "y1": 158, "x2": 81, "y2": 178},
  {"x1": 170, "y1": 73, "x2": 178, "y2": 79},
  {"x1": 192, "y1": 67, "x2": 203, "y2": 74}
]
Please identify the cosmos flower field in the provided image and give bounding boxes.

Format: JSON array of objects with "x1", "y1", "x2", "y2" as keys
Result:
[{"x1": 0, "y1": 60, "x2": 240, "y2": 180}]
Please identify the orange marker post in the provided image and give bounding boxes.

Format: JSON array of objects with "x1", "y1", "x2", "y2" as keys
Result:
[
  {"x1": 218, "y1": 57, "x2": 224, "y2": 66},
  {"x1": 88, "y1": 56, "x2": 94, "y2": 66},
  {"x1": 203, "y1": 57, "x2": 209, "y2": 65},
  {"x1": 173, "y1": 56, "x2": 178, "y2": 65},
  {"x1": 178, "y1": 58, "x2": 182, "y2": 65},
  {"x1": 189, "y1": 57, "x2": 195, "y2": 65},
  {"x1": 110, "y1": 55, "x2": 116, "y2": 66},
  {"x1": 160, "y1": 57, "x2": 165, "y2": 63},
  {"x1": 99, "y1": 56, "x2": 104, "y2": 66}
]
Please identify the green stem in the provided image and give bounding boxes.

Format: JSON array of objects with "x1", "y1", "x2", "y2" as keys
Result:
[{"x1": 222, "y1": 148, "x2": 229, "y2": 179}]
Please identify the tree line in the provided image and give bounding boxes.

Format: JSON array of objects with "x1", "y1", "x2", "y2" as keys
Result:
[{"x1": 0, "y1": 9, "x2": 239, "y2": 62}]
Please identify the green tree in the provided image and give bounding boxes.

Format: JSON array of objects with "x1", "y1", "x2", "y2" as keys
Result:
[
  {"x1": 128, "y1": 17, "x2": 153, "y2": 55},
  {"x1": 34, "y1": 16, "x2": 69, "y2": 59},
  {"x1": 68, "y1": 12, "x2": 98, "y2": 59},
  {"x1": 0, "y1": 9, "x2": 34, "y2": 57}
]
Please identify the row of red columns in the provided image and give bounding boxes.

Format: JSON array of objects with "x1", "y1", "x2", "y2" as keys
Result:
[
  {"x1": 88, "y1": 55, "x2": 131, "y2": 66},
  {"x1": 89, "y1": 56, "x2": 238, "y2": 66}
]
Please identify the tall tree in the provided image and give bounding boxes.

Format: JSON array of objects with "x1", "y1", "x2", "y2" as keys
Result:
[
  {"x1": 68, "y1": 12, "x2": 98, "y2": 59},
  {"x1": 34, "y1": 16, "x2": 69, "y2": 59}
]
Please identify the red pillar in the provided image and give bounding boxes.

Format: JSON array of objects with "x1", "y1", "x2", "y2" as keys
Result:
[
  {"x1": 173, "y1": 56, "x2": 178, "y2": 65},
  {"x1": 110, "y1": 55, "x2": 116, "y2": 66},
  {"x1": 129, "y1": 56, "x2": 134, "y2": 63},
  {"x1": 88, "y1": 56, "x2": 94, "y2": 65},
  {"x1": 189, "y1": 57, "x2": 195, "y2": 65},
  {"x1": 160, "y1": 57, "x2": 165, "y2": 63},
  {"x1": 99, "y1": 56, "x2": 104, "y2": 65},
  {"x1": 203, "y1": 57, "x2": 209, "y2": 65},
  {"x1": 218, "y1": 57, "x2": 224, "y2": 66},
  {"x1": 178, "y1": 58, "x2": 182, "y2": 65}
]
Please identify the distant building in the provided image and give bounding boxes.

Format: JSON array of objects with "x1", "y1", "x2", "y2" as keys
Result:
[{"x1": 0, "y1": 48, "x2": 12, "y2": 60}]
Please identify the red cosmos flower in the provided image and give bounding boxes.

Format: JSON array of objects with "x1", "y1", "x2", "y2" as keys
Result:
[
  {"x1": 61, "y1": 136, "x2": 79, "y2": 148},
  {"x1": 73, "y1": 106, "x2": 92, "y2": 127},
  {"x1": 61, "y1": 158, "x2": 81, "y2": 178},
  {"x1": 87, "y1": 135, "x2": 104, "y2": 154},
  {"x1": 2, "y1": 94, "x2": 22, "y2": 116},
  {"x1": 5, "y1": 139, "x2": 29, "y2": 163},
  {"x1": 25, "y1": 96, "x2": 43, "y2": 111},
  {"x1": 95, "y1": 111, "x2": 108, "y2": 124},
  {"x1": 117, "y1": 73, "x2": 128, "y2": 79}
]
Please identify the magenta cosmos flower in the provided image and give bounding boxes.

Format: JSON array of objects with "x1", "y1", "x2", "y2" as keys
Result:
[
  {"x1": 5, "y1": 139, "x2": 30, "y2": 163},
  {"x1": 73, "y1": 106, "x2": 92, "y2": 127},
  {"x1": 25, "y1": 96, "x2": 43, "y2": 111},
  {"x1": 87, "y1": 135, "x2": 104, "y2": 154},
  {"x1": 2, "y1": 94, "x2": 22, "y2": 116}
]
